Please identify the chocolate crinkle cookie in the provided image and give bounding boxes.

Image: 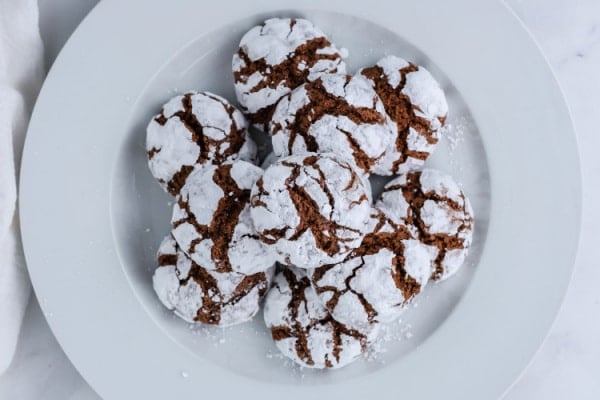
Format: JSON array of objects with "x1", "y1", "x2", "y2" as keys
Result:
[
  {"x1": 144, "y1": 14, "x2": 476, "y2": 371},
  {"x1": 270, "y1": 73, "x2": 396, "y2": 175},
  {"x1": 360, "y1": 56, "x2": 448, "y2": 174},
  {"x1": 263, "y1": 266, "x2": 378, "y2": 369},
  {"x1": 309, "y1": 210, "x2": 437, "y2": 332},
  {"x1": 377, "y1": 169, "x2": 474, "y2": 281},
  {"x1": 171, "y1": 160, "x2": 276, "y2": 275},
  {"x1": 146, "y1": 91, "x2": 257, "y2": 195},
  {"x1": 232, "y1": 17, "x2": 347, "y2": 130},
  {"x1": 153, "y1": 235, "x2": 274, "y2": 327},
  {"x1": 249, "y1": 153, "x2": 372, "y2": 269}
]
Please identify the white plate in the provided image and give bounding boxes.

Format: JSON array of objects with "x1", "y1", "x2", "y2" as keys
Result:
[{"x1": 20, "y1": 0, "x2": 581, "y2": 398}]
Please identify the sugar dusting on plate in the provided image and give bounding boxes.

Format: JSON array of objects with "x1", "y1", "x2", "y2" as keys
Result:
[{"x1": 364, "y1": 319, "x2": 415, "y2": 364}]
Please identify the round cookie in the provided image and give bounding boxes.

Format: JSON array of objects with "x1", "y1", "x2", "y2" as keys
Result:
[
  {"x1": 377, "y1": 169, "x2": 474, "y2": 281},
  {"x1": 264, "y1": 266, "x2": 378, "y2": 369},
  {"x1": 232, "y1": 18, "x2": 347, "y2": 130},
  {"x1": 152, "y1": 235, "x2": 274, "y2": 327},
  {"x1": 360, "y1": 56, "x2": 448, "y2": 174},
  {"x1": 250, "y1": 153, "x2": 371, "y2": 269},
  {"x1": 147, "y1": 91, "x2": 257, "y2": 195},
  {"x1": 309, "y1": 210, "x2": 437, "y2": 331},
  {"x1": 171, "y1": 160, "x2": 275, "y2": 275},
  {"x1": 269, "y1": 73, "x2": 396, "y2": 175}
]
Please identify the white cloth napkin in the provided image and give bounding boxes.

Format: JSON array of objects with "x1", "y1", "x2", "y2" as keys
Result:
[{"x1": 0, "y1": 0, "x2": 44, "y2": 374}]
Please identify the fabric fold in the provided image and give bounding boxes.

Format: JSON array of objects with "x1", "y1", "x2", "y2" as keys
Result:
[{"x1": 0, "y1": 0, "x2": 45, "y2": 374}]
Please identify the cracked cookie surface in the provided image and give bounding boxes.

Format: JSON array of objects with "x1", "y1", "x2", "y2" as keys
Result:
[
  {"x1": 153, "y1": 235, "x2": 274, "y2": 327},
  {"x1": 249, "y1": 153, "x2": 371, "y2": 269},
  {"x1": 360, "y1": 56, "x2": 448, "y2": 174},
  {"x1": 233, "y1": 18, "x2": 347, "y2": 130},
  {"x1": 146, "y1": 91, "x2": 257, "y2": 195},
  {"x1": 269, "y1": 73, "x2": 396, "y2": 175},
  {"x1": 377, "y1": 169, "x2": 474, "y2": 281},
  {"x1": 309, "y1": 210, "x2": 437, "y2": 331},
  {"x1": 171, "y1": 160, "x2": 276, "y2": 274},
  {"x1": 264, "y1": 266, "x2": 378, "y2": 369}
]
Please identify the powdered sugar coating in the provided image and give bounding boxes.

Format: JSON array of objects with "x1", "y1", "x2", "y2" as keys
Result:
[
  {"x1": 270, "y1": 74, "x2": 396, "y2": 175},
  {"x1": 377, "y1": 169, "x2": 474, "y2": 280},
  {"x1": 264, "y1": 266, "x2": 378, "y2": 369},
  {"x1": 360, "y1": 56, "x2": 448, "y2": 174},
  {"x1": 250, "y1": 153, "x2": 371, "y2": 269},
  {"x1": 263, "y1": 151, "x2": 373, "y2": 203},
  {"x1": 146, "y1": 92, "x2": 257, "y2": 195},
  {"x1": 171, "y1": 160, "x2": 276, "y2": 275},
  {"x1": 309, "y1": 211, "x2": 437, "y2": 331},
  {"x1": 152, "y1": 235, "x2": 274, "y2": 327},
  {"x1": 232, "y1": 18, "x2": 347, "y2": 129}
]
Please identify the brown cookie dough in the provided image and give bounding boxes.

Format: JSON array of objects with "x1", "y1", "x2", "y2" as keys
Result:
[
  {"x1": 360, "y1": 56, "x2": 448, "y2": 174},
  {"x1": 309, "y1": 210, "x2": 437, "y2": 331},
  {"x1": 152, "y1": 235, "x2": 274, "y2": 327},
  {"x1": 146, "y1": 91, "x2": 257, "y2": 195},
  {"x1": 171, "y1": 161, "x2": 276, "y2": 275},
  {"x1": 377, "y1": 169, "x2": 474, "y2": 280},
  {"x1": 249, "y1": 153, "x2": 372, "y2": 269},
  {"x1": 269, "y1": 73, "x2": 396, "y2": 175},
  {"x1": 263, "y1": 266, "x2": 378, "y2": 368},
  {"x1": 232, "y1": 18, "x2": 347, "y2": 130}
]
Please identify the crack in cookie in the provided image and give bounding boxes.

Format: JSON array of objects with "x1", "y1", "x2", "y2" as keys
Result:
[
  {"x1": 250, "y1": 154, "x2": 371, "y2": 269},
  {"x1": 171, "y1": 161, "x2": 274, "y2": 275},
  {"x1": 362, "y1": 65, "x2": 433, "y2": 163},
  {"x1": 146, "y1": 91, "x2": 256, "y2": 195},
  {"x1": 361, "y1": 56, "x2": 448, "y2": 174},
  {"x1": 282, "y1": 157, "x2": 360, "y2": 255},
  {"x1": 173, "y1": 164, "x2": 248, "y2": 272},
  {"x1": 264, "y1": 267, "x2": 375, "y2": 369},
  {"x1": 310, "y1": 210, "x2": 435, "y2": 330},
  {"x1": 232, "y1": 18, "x2": 346, "y2": 129},
  {"x1": 270, "y1": 74, "x2": 395, "y2": 175},
  {"x1": 152, "y1": 235, "x2": 274, "y2": 327},
  {"x1": 379, "y1": 169, "x2": 474, "y2": 281}
]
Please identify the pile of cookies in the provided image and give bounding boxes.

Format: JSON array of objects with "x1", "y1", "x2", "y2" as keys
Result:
[{"x1": 149, "y1": 17, "x2": 474, "y2": 369}]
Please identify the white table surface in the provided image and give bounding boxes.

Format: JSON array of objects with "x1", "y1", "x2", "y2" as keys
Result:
[{"x1": 1, "y1": 0, "x2": 599, "y2": 398}]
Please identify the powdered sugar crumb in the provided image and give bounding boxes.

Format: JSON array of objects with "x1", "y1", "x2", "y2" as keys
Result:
[
  {"x1": 442, "y1": 115, "x2": 474, "y2": 154},
  {"x1": 365, "y1": 320, "x2": 415, "y2": 363}
]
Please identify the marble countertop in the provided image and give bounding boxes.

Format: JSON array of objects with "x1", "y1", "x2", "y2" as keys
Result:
[{"x1": 1, "y1": 0, "x2": 599, "y2": 398}]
